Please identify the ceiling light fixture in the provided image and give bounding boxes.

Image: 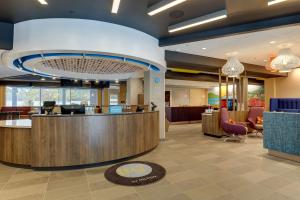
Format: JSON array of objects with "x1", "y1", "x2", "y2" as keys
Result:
[
  {"x1": 265, "y1": 54, "x2": 278, "y2": 72},
  {"x1": 169, "y1": 10, "x2": 227, "y2": 33},
  {"x1": 38, "y1": 0, "x2": 48, "y2": 5},
  {"x1": 112, "y1": 0, "x2": 121, "y2": 14},
  {"x1": 115, "y1": 80, "x2": 119, "y2": 83},
  {"x1": 41, "y1": 78, "x2": 46, "y2": 81},
  {"x1": 222, "y1": 56, "x2": 245, "y2": 77},
  {"x1": 269, "y1": 41, "x2": 276, "y2": 44},
  {"x1": 271, "y1": 48, "x2": 300, "y2": 72},
  {"x1": 202, "y1": 47, "x2": 207, "y2": 50},
  {"x1": 268, "y1": 0, "x2": 287, "y2": 6},
  {"x1": 148, "y1": 0, "x2": 186, "y2": 16}
]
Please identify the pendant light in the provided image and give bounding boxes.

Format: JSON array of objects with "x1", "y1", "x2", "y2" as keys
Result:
[
  {"x1": 265, "y1": 54, "x2": 278, "y2": 72},
  {"x1": 222, "y1": 56, "x2": 245, "y2": 77},
  {"x1": 271, "y1": 48, "x2": 300, "y2": 72}
]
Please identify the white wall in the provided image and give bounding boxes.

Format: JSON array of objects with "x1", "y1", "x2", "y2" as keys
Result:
[
  {"x1": 166, "y1": 87, "x2": 208, "y2": 107},
  {"x1": 144, "y1": 71, "x2": 165, "y2": 139}
]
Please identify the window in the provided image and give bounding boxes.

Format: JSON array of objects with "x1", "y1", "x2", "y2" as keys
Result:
[
  {"x1": 6, "y1": 86, "x2": 40, "y2": 106},
  {"x1": 110, "y1": 94, "x2": 119, "y2": 105},
  {"x1": 5, "y1": 86, "x2": 98, "y2": 107}
]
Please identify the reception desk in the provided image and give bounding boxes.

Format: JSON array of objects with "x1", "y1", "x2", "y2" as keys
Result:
[
  {"x1": 0, "y1": 111, "x2": 159, "y2": 167},
  {"x1": 264, "y1": 112, "x2": 300, "y2": 162}
]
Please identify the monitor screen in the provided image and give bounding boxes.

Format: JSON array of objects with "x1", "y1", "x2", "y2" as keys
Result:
[
  {"x1": 61, "y1": 105, "x2": 85, "y2": 115},
  {"x1": 43, "y1": 101, "x2": 56, "y2": 107},
  {"x1": 109, "y1": 105, "x2": 122, "y2": 114}
]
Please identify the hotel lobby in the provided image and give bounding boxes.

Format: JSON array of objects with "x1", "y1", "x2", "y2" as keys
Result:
[{"x1": 1, "y1": 0, "x2": 300, "y2": 199}]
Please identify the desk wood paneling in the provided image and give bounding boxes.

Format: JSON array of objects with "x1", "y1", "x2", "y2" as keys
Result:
[
  {"x1": 31, "y1": 112, "x2": 159, "y2": 167},
  {"x1": 0, "y1": 128, "x2": 31, "y2": 165}
]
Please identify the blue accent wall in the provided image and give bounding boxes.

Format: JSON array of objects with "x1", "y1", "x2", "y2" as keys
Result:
[{"x1": 264, "y1": 112, "x2": 300, "y2": 156}]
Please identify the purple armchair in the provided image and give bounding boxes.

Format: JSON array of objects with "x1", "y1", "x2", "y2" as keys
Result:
[
  {"x1": 220, "y1": 108, "x2": 247, "y2": 142},
  {"x1": 247, "y1": 107, "x2": 264, "y2": 135}
]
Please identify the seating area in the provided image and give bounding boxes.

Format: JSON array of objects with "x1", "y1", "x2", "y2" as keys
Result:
[{"x1": 247, "y1": 106, "x2": 264, "y2": 136}]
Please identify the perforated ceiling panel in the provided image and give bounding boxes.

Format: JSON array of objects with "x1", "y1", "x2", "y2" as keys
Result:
[
  {"x1": 38, "y1": 57, "x2": 145, "y2": 74},
  {"x1": 3, "y1": 51, "x2": 160, "y2": 80}
]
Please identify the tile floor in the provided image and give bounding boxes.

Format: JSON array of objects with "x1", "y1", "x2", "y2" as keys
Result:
[{"x1": 0, "y1": 123, "x2": 300, "y2": 200}]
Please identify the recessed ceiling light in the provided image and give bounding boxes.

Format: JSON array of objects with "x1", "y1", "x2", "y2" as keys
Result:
[
  {"x1": 74, "y1": 79, "x2": 78, "y2": 82},
  {"x1": 148, "y1": 0, "x2": 187, "y2": 16},
  {"x1": 112, "y1": 0, "x2": 121, "y2": 14},
  {"x1": 115, "y1": 80, "x2": 119, "y2": 83},
  {"x1": 85, "y1": 80, "x2": 89, "y2": 83},
  {"x1": 264, "y1": 59, "x2": 268, "y2": 62},
  {"x1": 95, "y1": 80, "x2": 99, "y2": 84},
  {"x1": 268, "y1": 0, "x2": 287, "y2": 6},
  {"x1": 38, "y1": 0, "x2": 48, "y2": 5},
  {"x1": 269, "y1": 41, "x2": 276, "y2": 44},
  {"x1": 169, "y1": 10, "x2": 227, "y2": 33},
  {"x1": 41, "y1": 78, "x2": 46, "y2": 81},
  {"x1": 202, "y1": 47, "x2": 207, "y2": 50},
  {"x1": 52, "y1": 77, "x2": 56, "y2": 80}
]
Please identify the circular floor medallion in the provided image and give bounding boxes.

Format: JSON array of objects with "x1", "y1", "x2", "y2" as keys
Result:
[{"x1": 104, "y1": 161, "x2": 166, "y2": 186}]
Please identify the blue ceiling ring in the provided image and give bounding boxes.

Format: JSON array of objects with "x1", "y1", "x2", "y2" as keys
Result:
[{"x1": 12, "y1": 53, "x2": 160, "y2": 78}]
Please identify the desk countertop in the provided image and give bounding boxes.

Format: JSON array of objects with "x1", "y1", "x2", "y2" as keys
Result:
[
  {"x1": 0, "y1": 119, "x2": 32, "y2": 129},
  {"x1": 0, "y1": 112, "x2": 158, "y2": 129},
  {"x1": 32, "y1": 111, "x2": 157, "y2": 117}
]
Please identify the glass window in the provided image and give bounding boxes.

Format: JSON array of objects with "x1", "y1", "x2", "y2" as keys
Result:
[
  {"x1": 110, "y1": 94, "x2": 119, "y2": 105},
  {"x1": 5, "y1": 87, "x2": 41, "y2": 107},
  {"x1": 71, "y1": 89, "x2": 90, "y2": 105},
  {"x1": 5, "y1": 86, "x2": 98, "y2": 107}
]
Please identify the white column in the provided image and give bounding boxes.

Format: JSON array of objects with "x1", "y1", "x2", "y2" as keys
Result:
[
  {"x1": 126, "y1": 78, "x2": 143, "y2": 105},
  {"x1": 144, "y1": 70, "x2": 166, "y2": 139}
]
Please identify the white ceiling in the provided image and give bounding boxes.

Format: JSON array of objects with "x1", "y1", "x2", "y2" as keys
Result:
[
  {"x1": 0, "y1": 50, "x2": 24, "y2": 78},
  {"x1": 165, "y1": 24, "x2": 300, "y2": 66}
]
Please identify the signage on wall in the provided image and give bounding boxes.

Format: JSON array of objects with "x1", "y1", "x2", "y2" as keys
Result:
[{"x1": 154, "y1": 77, "x2": 160, "y2": 84}]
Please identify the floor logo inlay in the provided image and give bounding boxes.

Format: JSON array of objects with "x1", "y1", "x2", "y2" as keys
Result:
[{"x1": 104, "y1": 161, "x2": 166, "y2": 186}]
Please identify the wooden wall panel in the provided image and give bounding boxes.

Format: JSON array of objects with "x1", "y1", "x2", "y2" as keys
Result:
[
  {"x1": 31, "y1": 112, "x2": 159, "y2": 167},
  {"x1": 0, "y1": 128, "x2": 31, "y2": 165},
  {"x1": 0, "y1": 86, "x2": 5, "y2": 107},
  {"x1": 119, "y1": 83, "x2": 127, "y2": 104}
]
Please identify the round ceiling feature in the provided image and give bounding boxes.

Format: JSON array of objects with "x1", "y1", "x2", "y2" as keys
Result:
[{"x1": 8, "y1": 52, "x2": 160, "y2": 80}]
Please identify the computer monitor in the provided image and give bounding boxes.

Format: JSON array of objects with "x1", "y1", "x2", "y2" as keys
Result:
[
  {"x1": 109, "y1": 105, "x2": 122, "y2": 114},
  {"x1": 136, "y1": 106, "x2": 144, "y2": 112},
  {"x1": 61, "y1": 105, "x2": 86, "y2": 115},
  {"x1": 41, "y1": 101, "x2": 56, "y2": 114}
]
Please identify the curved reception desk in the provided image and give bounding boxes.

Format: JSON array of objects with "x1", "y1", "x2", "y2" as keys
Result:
[{"x1": 0, "y1": 111, "x2": 159, "y2": 167}]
